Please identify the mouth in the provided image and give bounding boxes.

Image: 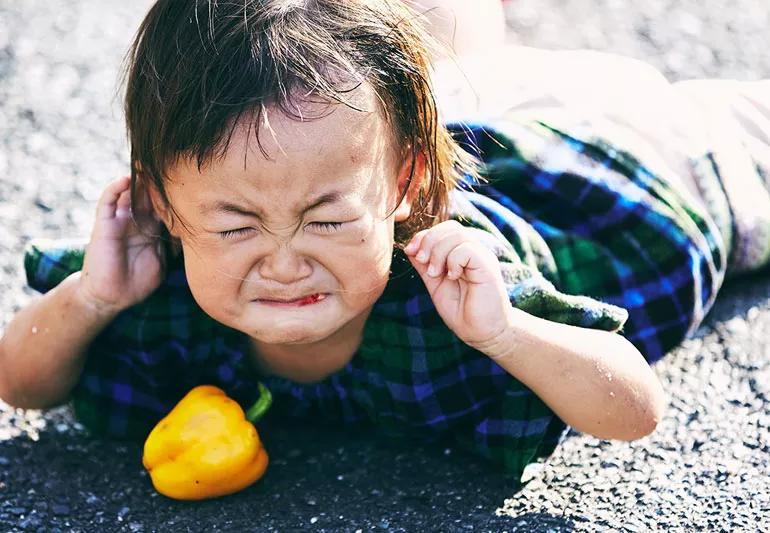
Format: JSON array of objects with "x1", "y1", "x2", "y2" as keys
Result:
[{"x1": 254, "y1": 293, "x2": 328, "y2": 307}]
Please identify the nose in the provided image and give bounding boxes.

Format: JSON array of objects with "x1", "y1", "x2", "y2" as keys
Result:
[{"x1": 258, "y1": 242, "x2": 313, "y2": 285}]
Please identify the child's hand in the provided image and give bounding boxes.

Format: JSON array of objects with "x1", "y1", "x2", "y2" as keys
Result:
[
  {"x1": 78, "y1": 176, "x2": 164, "y2": 315},
  {"x1": 404, "y1": 221, "x2": 514, "y2": 351}
]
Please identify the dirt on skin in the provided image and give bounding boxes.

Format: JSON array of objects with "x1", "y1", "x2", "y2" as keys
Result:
[{"x1": 1, "y1": 1, "x2": 770, "y2": 531}]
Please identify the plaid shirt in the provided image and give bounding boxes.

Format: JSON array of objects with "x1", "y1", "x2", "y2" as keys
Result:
[{"x1": 24, "y1": 115, "x2": 724, "y2": 479}]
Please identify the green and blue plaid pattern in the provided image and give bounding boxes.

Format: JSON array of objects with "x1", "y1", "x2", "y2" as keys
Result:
[
  {"x1": 24, "y1": 115, "x2": 725, "y2": 479},
  {"x1": 452, "y1": 116, "x2": 726, "y2": 357}
]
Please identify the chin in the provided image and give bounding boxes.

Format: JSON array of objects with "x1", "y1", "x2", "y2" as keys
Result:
[{"x1": 246, "y1": 318, "x2": 337, "y2": 345}]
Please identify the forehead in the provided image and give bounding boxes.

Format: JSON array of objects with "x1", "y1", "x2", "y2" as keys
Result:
[
  {"x1": 254, "y1": 90, "x2": 393, "y2": 166},
  {"x1": 167, "y1": 85, "x2": 399, "y2": 201}
]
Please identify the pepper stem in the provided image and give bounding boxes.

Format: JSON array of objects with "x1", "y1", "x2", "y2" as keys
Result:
[{"x1": 245, "y1": 382, "x2": 273, "y2": 423}]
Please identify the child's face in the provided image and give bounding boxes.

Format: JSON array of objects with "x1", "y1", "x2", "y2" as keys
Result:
[{"x1": 159, "y1": 90, "x2": 417, "y2": 348}]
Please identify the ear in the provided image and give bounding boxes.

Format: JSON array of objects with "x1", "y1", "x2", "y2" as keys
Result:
[
  {"x1": 393, "y1": 150, "x2": 427, "y2": 222},
  {"x1": 143, "y1": 177, "x2": 180, "y2": 238}
]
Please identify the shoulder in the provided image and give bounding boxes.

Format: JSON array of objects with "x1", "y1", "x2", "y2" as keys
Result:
[
  {"x1": 24, "y1": 239, "x2": 231, "y2": 354},
  {"x1": 97, "y1": 255, "x2": 225, "y2": 352}
]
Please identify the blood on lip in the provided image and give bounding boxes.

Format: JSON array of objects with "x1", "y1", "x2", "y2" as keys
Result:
[{"x1": 259, "y1": 293, "x2": 325, "y2": 306}]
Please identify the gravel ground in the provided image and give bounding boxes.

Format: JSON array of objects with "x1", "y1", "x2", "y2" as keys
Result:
[{"x1": 1, "y1": 1, "x2": 769, "y2": 531}]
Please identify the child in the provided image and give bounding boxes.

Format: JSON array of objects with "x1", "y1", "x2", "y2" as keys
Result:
[{"x1": 2, "y1": 0, "x2": 765, "y2": 480}]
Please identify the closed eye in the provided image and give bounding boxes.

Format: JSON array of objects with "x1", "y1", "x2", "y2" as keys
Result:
[
  {"x1": 219, "y1": 222, "x2": 344, "y2": 238},
  {"x1": 218, "y1": 227, "x2": 256, "y2": 239},
  {"x1": 308, "y1": 221, "x2": 344, "y2": 233}
]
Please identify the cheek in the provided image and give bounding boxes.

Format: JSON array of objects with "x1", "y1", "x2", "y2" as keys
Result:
[
  {"x1": 183, "y1": 237, "x2": 255, "y2": 278},
  {"x1": 328, "y1": 217, "x2": 394, "y2": 284},
  {"x1": 349, "y1": 212, "x2": 395, "y2": 248},
  {"x1": 180, "y1": 241, "x2": 248, "y2": 317}
]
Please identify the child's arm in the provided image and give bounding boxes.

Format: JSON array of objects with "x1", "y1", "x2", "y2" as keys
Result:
[
  {"x1": 404, "y1": 221, "x2": 665, "y2": 441},
  {"x1": 476, "y1": 307, "x2": 664, "y2": 441},
  {"x1": 0, "y1": 273, "x2": 121, "y2": 408},
  {"x1": 0, "y1": 176, "x2": 163, "y2": 409}
]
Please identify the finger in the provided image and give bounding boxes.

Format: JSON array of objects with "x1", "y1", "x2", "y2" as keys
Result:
[
  {"x1": 406, "y1": 246, "x2": 443, "y2": 295},
  {"x1": 446, "y1": 242, "x2": 477, "y2": 280},
  {"x1": 115, "y1": 188, "x2": 131, "y2": 219},
  {"x1": 94, "y1": 176, "x2": 131, "y2": 221},
  {"x1": 424, "y1": 231, "x2": 467, "y2": 278},
  {"x1": 447, "y1": 241, "x2": 502, "y2": 283},
  {"x1": 403, "y1": 229, "x2": 428, "y2": 256},
  {"x1": 410, "y1": 220, "x2": 463, "y2": 264}
]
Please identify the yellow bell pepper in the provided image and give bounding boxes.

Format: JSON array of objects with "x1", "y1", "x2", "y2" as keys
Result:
[{"x1": 142, "y1": 383, "x2": 272, "y2": 500}]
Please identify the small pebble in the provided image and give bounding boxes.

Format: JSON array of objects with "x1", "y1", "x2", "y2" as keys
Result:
[
  {"x1": 1, "y1": 2, "x2": 770, "y2": 532},
  {"x1": 51, "y1": 504, "x2": 69, "y2": 516},
  {"x1": 19, "y1": 515, "x2": 43, "y2": 530}
]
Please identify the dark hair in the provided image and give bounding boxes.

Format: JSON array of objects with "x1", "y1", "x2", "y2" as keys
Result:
[{"x1": 124, "y1": 0, "x2": 480, "y2": 246}]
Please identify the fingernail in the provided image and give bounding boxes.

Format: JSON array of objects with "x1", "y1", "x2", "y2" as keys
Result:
[
  {"x1": 427, "y1": 264, "x2": 438, "y2": 277},
  {"x1": 416, "y1": 251, "x2": 428, "y2": 263},
  {"x1": 404, "y1": 242, "x2": 416, "y2": 253}
]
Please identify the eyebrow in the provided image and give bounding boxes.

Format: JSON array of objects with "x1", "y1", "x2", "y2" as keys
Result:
[{"x1": 199, "y1": 191, "x2": 345, "y2": 218}]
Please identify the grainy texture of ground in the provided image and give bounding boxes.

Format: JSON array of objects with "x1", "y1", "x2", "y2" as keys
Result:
[{"x1": 1, "y1": 1, "x2": 769, "y2": 531}]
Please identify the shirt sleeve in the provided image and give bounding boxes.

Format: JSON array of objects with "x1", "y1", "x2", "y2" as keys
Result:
[
  {"x1": 449, "y1": 113, "x2": 724, "y2": 363},
  {"x1": 449, "y1": 190, "x2": 629, "y2": 333},
  {"x1": 23, "y1": 239, "x2": 262, "y2": 440},
  {"x1": 24, "y1": 238, "x2": 88, "y2": 294}
]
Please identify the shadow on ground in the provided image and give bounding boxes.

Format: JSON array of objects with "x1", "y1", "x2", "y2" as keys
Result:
[
  {"x1": 2, "y1": 0, "x2": 770, "y2": 531},
  {"x1": 1, "y1": 421, "x2": 580, "y2": 532}
]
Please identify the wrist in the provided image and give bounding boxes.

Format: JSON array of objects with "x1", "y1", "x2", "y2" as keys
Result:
[
  {"x1": 470, "y1": 307, "x2": 532, "y2": 360},
  {"x1": 65, "y1": 272, "x2": 125, "y2": 324}
]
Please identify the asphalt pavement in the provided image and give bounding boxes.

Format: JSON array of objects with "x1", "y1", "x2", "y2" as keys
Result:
[{"x1": 1, "y1": 1, "x2": 769, "y2": 531}]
